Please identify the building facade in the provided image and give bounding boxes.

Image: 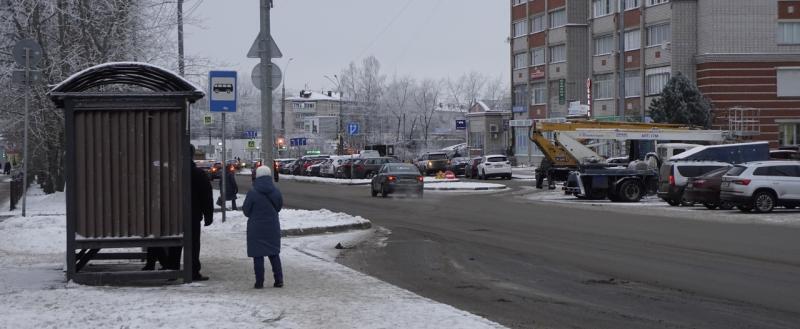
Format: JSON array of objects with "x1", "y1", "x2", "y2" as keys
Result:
[{"x1": 510, "y1": 0, "x2": 800, "y2": 165}]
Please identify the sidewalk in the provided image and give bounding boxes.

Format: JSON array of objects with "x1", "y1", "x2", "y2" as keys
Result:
[{"x1": 0, "y1": 189, "x2": 506, "y2": 329}]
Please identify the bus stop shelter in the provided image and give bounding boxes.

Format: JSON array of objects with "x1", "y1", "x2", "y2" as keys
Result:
[{"x1": 49, "y1": 62, "x2": 205, "y2": 284}]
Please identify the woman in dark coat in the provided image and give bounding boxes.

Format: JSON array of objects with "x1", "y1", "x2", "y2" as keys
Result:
[
  {"x1": 219, "y1": 167, "x2": 239, "y2": 210},
  {"x1": 243, "y1": 165, "x2": 283, "y2": 289}
]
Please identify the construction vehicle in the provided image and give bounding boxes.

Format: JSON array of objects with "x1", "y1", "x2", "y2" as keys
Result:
[{"x1": 529, "y1": 120, "x2": 728, "y2": 202}]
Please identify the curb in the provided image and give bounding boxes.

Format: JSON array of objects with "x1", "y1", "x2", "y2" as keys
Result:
[
  {"x1": 281, "y1": 222, "x2": 372, "y2": 237},
  {"x1": 424, "y1": 186, "x2": 508, "y2": 191},
  {"x1": 280, "y1": 179, "x2": 370, "y2": 186}
]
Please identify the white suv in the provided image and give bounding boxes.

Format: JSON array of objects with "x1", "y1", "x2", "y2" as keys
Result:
[
  {"x1": 476, "y1": 155, "x2": 512, "y2": 180},
  {"x1": 720, "y1": 161, "x2": 800, "y2": 213}
]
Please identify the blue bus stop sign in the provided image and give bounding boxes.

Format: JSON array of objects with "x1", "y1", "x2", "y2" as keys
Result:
[
  {"x1": 209, "y1": 70, "x2": 237, "y2": 112},
  {"x1": 455, "y1": 120, "x2": 467, "y2": 130}
]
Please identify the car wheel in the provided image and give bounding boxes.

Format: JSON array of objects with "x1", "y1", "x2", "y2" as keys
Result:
[
  {"x1": 719, "y1": 201, "x2": 734, "y2": 210},
  {"x1": 737, "y1": 205, "x2": 753, "y2": 213},
  {"x1": 480, "y1": 170, "x2": 486, "y2": 180},
  {"x1": 703, "y1": 203, "x2": 719, "y2": 210},
  {"x1": 371, "y1": 184, "x2": 378, "y2": 197},
  {"x1": 616, "y1": 180, "x2": 644, "y2": 202},
  {"x1": 666, "y1": 199, "x2": 681, "y2": 207},
  {"x1": 754, "y1": 191, "x2": 776, "y2": 213}
]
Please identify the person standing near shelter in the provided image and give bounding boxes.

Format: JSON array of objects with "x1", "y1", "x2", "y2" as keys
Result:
[
  {"x1": 243, "y1": 166, "x2": 283, "y2": 289},
  {"x1": 219, "y1": 166, "x2": 239, "y2": 210}
]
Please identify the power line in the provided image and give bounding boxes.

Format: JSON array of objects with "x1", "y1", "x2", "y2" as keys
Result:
[{"x1": 354, "y1": 0, "x2": 416, "y2": 61}]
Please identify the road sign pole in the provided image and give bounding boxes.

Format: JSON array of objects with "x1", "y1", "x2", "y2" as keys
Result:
[
  {"x1": 259, "y1": 0, "x2": 275, "y2": 178},
  {"x1": 22, "y1": 48, "x2": 30, "y2": 217},
  {"x1": 221, "y1": 112, "x2": 226, "y2": 223}
]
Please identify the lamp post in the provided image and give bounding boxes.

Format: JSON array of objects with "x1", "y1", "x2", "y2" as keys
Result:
[
  {"x1": 280, "y1": 58, "x2": 294, "y2": 140},
  {"x1": 324, "y1": 74, "x2": 344, "y2": 155}
]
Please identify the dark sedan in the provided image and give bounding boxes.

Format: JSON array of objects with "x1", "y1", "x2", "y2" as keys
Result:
[
  {"x1": 463, "y1": 157, "x2": 482, "y2": 179},
  {"x1": 446, "y1": 157, "x2": 470, "y2": 176},
  {"x1": 370, "y1": 163, "x2": 424, "y2": 198},
  {"x1": 683, "y1": 166, "x2": 733, "y2": 210}
]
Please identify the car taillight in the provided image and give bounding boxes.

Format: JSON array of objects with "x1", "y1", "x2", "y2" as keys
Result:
[
  {"x1": 668, "y1": 175, "x2": 675, "y2": 186},
  {"x1": 416, "y1": 176, "x2": 423, "y2": 183},
  {"x1": 733, "y1": 179, "x2": 751, "y2": 186},
  {"x1": 388, "y1": 176, "x2": 397, "y2": 182}
]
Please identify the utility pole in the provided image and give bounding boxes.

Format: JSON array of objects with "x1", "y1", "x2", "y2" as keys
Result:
[
  {"x1": 177, "y1": 0, "x2": 185, "y2": 76},
  {"x1": 617, "y1": 0, "x2": 626, "y2": 121},
  {"x1": 259, "y1": 0, "x2": 274, "y2": 173},
  {"x1": 280, "y1": 58, "x2": 293, "y2": 142}
]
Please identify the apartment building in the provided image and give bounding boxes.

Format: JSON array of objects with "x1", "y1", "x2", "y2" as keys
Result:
[{"x1": 510, "y1": 0, "x2": 800, "y2": 164}]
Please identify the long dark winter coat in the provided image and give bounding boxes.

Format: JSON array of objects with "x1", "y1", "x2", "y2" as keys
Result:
[
  {"x1": 219, "y1": 170, "x2": 238, "y2": 201},
  {"x1": 243, "y1": 176, "x2": 283, "y2": 257},
  {"x1": 192, "y1": 163, "x2": 214, "y2": 222}
]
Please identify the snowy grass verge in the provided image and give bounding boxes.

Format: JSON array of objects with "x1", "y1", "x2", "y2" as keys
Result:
[
  {"x1": 424, "y1": 182, "x2": 507, "y2": 191},
  {"x1": 280, "y1": 175, "x2": 370, "y2": 185}
]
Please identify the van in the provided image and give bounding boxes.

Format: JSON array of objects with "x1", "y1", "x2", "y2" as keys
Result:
[{"x1": 658, "y1": 161, "x2": 731, "y2": 206}]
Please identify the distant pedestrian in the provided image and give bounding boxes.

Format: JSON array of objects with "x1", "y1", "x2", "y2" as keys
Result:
[
  {"x1": 218, "y1": 167, "x2": 239, "y2": 210},
  {"x1": 3, "y1": 162, "x2": 10, "y2": 175},
  {"x1": 243, "y1": 166, "x2": 284, "y2": 289}
]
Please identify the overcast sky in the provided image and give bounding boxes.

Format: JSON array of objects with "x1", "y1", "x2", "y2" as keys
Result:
[{"x1": 184, "y1": 0, "x2": 509, "y2": 91}]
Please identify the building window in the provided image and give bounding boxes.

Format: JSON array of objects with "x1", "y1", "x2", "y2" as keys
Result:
[
  {"x1": 514, "y1": 52, "x2": 527, "y2": 69},
  {"x1": 647, "y1": 0, "x2": 668, "y2": 6},
  {"x1": 593, "y1": 0, "x2": 614, "y2": 18},
  {"x1": 531, "y1": 15, "x2": 546, "y2": 33},
  {"x1": 646, "y1": 66, "x2": 670, "y2": 95},
  {"x1": 549, "y1": 9, "x2": 566, "y2": 28},
  {"x1": 593, "y1": 74, "x2": 613, "y2": 100},
  {"x1": 777, "y1": 67, "x2": 800, "y2": 97},
  {"x1": 515, "y1": 130, "x2": 532, "y2": 156},
  {"x1": 778, "y1": 22, "x2": 800, "y2": 44},
  {"x1": 531, "y1": 47, "x2": 546, "y2": 66},
  {"x1": 624, "y1": 29, "x2": 641, "y2": 51},
  {"x1": 625, "y1": 70, "x2": 641, "y2": 97},
  {"x1": 779, "y1": 123, "x2": 799, "y2": 146},
  {"x1": 624, "y1": 0, "x2": 640, "y2": 10},
  {"x1": 513, "y1": 0, "x2": 526, "y2": 5},
  {"x1": 647, "y1": 24, "x2": 670, "y2": 46},
  {"x1": 469, "y1": 132, "x2": 484, "y2": 149},
  {"x1": 549, "y1": 44, "x2": 566, "y2": 63},
  {"x1": 513, "y1": 85, "x2": 527, "y2": 107},
  {"x1": 513, "y1": 20, "x2": 528, "y2": 38},
  {"x1": 594, "y1": 35, "x2": 613, "y2": 55},
  {"x1": 531, "y1": 83, "x2": 547, "y2": 105}
]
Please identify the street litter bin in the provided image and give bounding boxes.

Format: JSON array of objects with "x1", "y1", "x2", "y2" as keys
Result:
[{"x1": 49, "y1": 62, "x2": 204, "y2": 284}]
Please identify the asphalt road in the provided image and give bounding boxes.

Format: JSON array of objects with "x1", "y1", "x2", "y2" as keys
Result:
[{"x1": 236, "y1": 175, "x2": 800, "y2": 329}]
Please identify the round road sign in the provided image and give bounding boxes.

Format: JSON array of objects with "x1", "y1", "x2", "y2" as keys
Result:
[
  {"x1": 12, "y1": 39, "x2": 43, "y2": 67},
  {"x1": 251, "y1": 63, "x2": 281, "y2": 91}
]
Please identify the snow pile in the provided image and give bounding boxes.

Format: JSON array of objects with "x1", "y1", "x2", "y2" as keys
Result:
[
  {"x1": 0, "y1": 215, "x2": 65, "y2": 255},
  {"x1": 425, "y1": 182, "x2": 507, "y2": 191},
  {"x1": 207, "y1": 208, "x2": 370, "y2": 234},
  {"x1": 424, "y1": 177, "x2": 459, "y2": 183},
  {"x1": 280, "y1": 175, "x2": 370, "y2": 185}
]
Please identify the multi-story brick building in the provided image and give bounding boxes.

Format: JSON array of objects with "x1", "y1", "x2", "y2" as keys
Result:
[{"x1": 510, "y1": 0, "x2": 800, "y2": 164}]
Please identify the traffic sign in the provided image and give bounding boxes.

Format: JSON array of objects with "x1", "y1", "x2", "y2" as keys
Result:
[
  {"x1": 348, "y1": 122, "x2": 359, "y2": 135},
  {"x1": 209, "y1": 71, "x2": 237, "y2": 112},
  {"x1": 12, "y1": 39, "x2": 43, "y2": 66},
  {"x1": 243, "y1": 130, "x2": 258, "y2": 139},
  {"x1": 247, "y1": 32, "x2": 283, "y2": 59},
  {"x1": 203, "y1": 115, "x2": 213, "y2": 125},
  {"x1": 246, "y1": 140, "x2": 257, "y2": 150},
  {"x1": 455, "y1": 120, "x2": 466, "y2": 130},
  {"x1": 250, "y1": 63, "x2": 281, "y2": 91}
]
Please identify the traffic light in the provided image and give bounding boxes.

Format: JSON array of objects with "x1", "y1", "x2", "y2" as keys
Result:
[{"x1": 277, "y1": 137, "x2": 286, "y2": 150}]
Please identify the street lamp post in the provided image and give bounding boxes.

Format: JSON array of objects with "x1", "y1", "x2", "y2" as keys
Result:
[
  {"x1": 324, "y1": 74, "x2": 343, "y2": 155},
  {"x1": 280, "y1": 58, "x2": 294, "y2": 140}
]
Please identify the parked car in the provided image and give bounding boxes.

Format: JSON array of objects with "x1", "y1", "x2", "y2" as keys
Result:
[
  {"x1": 304, "y1": 159, "x2": 327, "y2": 176},
  {"x1": 370, "y1": 163, "x2": 424, "y2": 198},
  {"x1": 770, "y1": 149, "x2": 799, "y2": 160},
  {"x1": 416, "y1": 152, "x2": 449, "y2": 175},
  {"x1": 657, "y1": 161, "x2": 731, "y2": 206},
  {"x1": 476, "y1": 155, "x2": 512, "y2": 180},
  {"x1": 683, "y1": 166, "x2": 734, "y2": 210},
  {"x1": 446, "y1": 157, "x2": 470, "y2": 176},
  {"x1": 354, "y1": 157, "x2": 400, "y2": 179},
  {"x1": 336, "y1": 159, "x2": 361, "y2": 179},
  {"x1": 276, "y1": 158, "x2": 296, "y2": 174},
  {"x1": 720, "y1": 161, "x2": 800, "y2": 213},
  {"x1": 320, "y1": 156, "x2": 345, "y2": 177},
  {"x1": 464, "y1": 157, "x2": 482, "y2": 179}
]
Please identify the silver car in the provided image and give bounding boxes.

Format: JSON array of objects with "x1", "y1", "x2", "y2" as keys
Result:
[{"x1": 720, "y1": 161, "x2": 800, "y2": 213}]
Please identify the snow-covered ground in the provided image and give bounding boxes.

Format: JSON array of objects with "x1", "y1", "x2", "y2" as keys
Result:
[
  {"x1": 424, "y1": 177, "x2": 459, "y2": 183},
  {"x1": 424, "y1": 182, "x2": 507, "y2": 191},
  {"x1": 279, "y1": 175, "x2": 371, "y2": 185},
  {"x1": 0, "y1": 188, "x2": 505, "y2": 329},
  {"x1": 511, "y1": 167, "x2": 537, "y2": 180},
  {"x1": 522, "y1": 187, "x2": 800, "y2": 227}
]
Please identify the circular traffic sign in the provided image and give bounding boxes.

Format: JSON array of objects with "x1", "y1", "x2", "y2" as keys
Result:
[
  {"x1": 250, "y1": 63, "x2": 282, "y2": 91},
  {"x1": 12, "y1": 39, "x2": 43, "y2": 67}
]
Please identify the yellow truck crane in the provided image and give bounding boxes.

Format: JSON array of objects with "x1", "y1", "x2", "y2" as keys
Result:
[{"x1": 529, "y1": 120, "x2": 727, "y2": 201}]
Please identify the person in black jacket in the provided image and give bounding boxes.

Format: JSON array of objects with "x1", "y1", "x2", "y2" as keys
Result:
[{"x1": 219, "y1": 167, "x2": 239, "y2": 210}]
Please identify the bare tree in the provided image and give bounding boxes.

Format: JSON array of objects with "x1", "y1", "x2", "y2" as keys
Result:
[
  {"x1": 413, "y1": 79, "x2": 442, "y2": 150},
  {"x1": 382, "y1": 75, "x2": 413, "y2": 142},
  {"x1": 446, "y1": 71, "x2": 486, "y2": 110}
]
